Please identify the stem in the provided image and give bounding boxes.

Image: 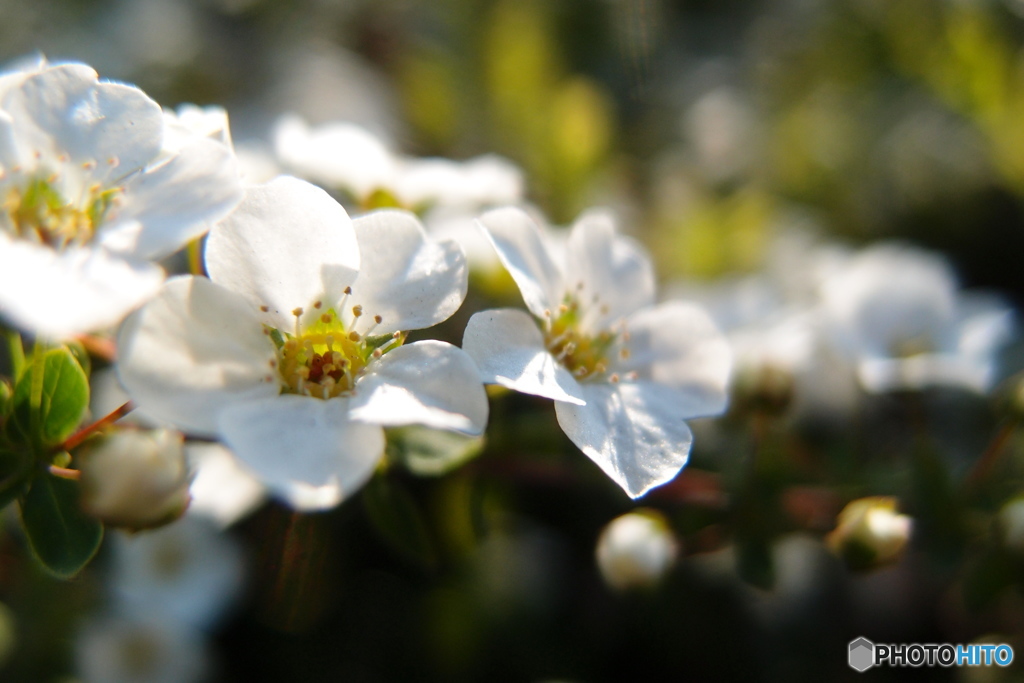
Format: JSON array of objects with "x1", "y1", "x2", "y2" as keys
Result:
[
  {"x1": 59, "y1": 401, "x2": 132, "y2": 452},
  {"x1": 48, "y1": 465, "x2": 81, "y2": 481},
  {"x1": 966, "y1": 419, "x2": 1018, "y2": 491},
  {"x1": 4, "y1": 329, "x2": 25, "y2": 379},
  {"x1": 187, "y1": 238, "x2": 205, "y2": 276}
]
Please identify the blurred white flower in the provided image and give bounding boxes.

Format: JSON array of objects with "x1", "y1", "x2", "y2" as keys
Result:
[
  {"x1": 464, "y1": 206, "x2": 731, "y2": 498},
  {"x1": 108, "y1": 515, "x2": 245, "y2": 630},
  {"x1": 76, "y1": 611, "x2": 210, "y2": 683},
  {"x1": 596, "y1": 510, "x2": 679, "y2": 590},
  {"x1": 274, "y1": 115, "x2": 523, "y2": 210},
  {"x1": 118, "y1": 176, "x2": 487, "y2": 510},
  {"x1": 820, "y1": 242, "x2": 1014, "y2": 393},
  {"x1": 186, "y1": 442, "x2": 265, "y2": 528},
  {"x1": 79, "y1": 428, "x2": 191, "y2": 529},
  {"x1": 0, "y1": 58, "x2": 243, "y2": 338}
]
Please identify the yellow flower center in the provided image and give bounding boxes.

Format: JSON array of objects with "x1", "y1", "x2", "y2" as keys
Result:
[
  {"x1": 269, "y1": 294, "x2": 403, "y2": 400},
  {"x1": 3, "y1": 172, "x2": 121, "y2": 248},
  {"x1": 542, "y1": 294, "x2": 629, "y2": 382}
]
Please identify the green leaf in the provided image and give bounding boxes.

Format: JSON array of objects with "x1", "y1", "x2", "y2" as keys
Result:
[
  {"x1": 11, "y1": 347, "x2": 89, "y2": 447},
  {"x1": 19, "y1": 474, "x2": 103, "y2": 579},
  {"x1": 0, "y1": 446, "x2": 32, "y2": 511},
  {"x1": 362, "y1": 475, "x2": 438, "y2": 569},
  {"x1": 386, "y1": 426, "x2": 485, "y2": 477}
]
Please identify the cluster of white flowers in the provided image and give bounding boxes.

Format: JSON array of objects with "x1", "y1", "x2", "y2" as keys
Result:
[
  {"x1": 670, "y1": 229, "x2": 1016, "y2": 420},
  {"x1": 0, "y1": 55, "x2": 735, "y2": 515}
]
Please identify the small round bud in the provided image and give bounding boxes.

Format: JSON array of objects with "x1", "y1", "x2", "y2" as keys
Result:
[
  {"x1": 827, "y1": 497, "x2": 912, "y2": 571},
  {"x1": 79, "y1": 429, "x2": 191, "y2": 530},
  {"x1": 596, "y1": 510, "x2": 679, "y2": 591}
]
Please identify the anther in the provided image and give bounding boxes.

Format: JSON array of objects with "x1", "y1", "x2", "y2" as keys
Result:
[
  {"x1": 321, "y1": 313, "x2": 333, "y2": 324},
  {"x1": 269, "y1": 359, "x2": 277, "y2": 368},
  {"x1": 352, "y1": 305, "x2": 363, "y2": 318},
  {"x1": 372, "y1": 348, "x2": 382, "y2": 359},
  {"x1": 619, "y1": 348, "x2": 631, "y2": 360},
  {"x1": 313, "y1": 300, "x2": 322, "y2": 309},
  {"x1": 348, "y1": 331, "x2": 361, "y2": 342},
  {"x1": 260, "y1": 305, "x2": 269, "y2": 312},
  {"x1": 292, "y1": 307, "x2": 304, "y2": 317},
  {"x1": 107, "y1": 156, "x2": 119, "y2": 166},
  {"x1": 610, "y1": 373, "x2": 620, "y2": 383}
]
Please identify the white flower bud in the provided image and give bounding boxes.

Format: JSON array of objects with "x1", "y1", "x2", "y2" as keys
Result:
[
  {"x1": 595, "y1": 510, "x2": 679, "y2": 591},
  {"x1": 79, "y1": 429, "x2": 191, "y2": 529},
  {"x1": 827, "y1": 497, "x2": 912, "y2": 570}
]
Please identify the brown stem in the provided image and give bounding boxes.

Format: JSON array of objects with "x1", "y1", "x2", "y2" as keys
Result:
[
  {"x1": 59, "y1": 401, "x2": 132, "y2": 452},
  {"x1": 48, "y1": 465, "x2": 81, "y2": 481},
  {"x1": 966, "y1": 419, "x2": 1018, "y2": 491}
]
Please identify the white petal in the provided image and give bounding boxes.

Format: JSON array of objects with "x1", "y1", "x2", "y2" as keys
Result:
[
  {"x1": 348, "y1": 210, "x2": 467, "y2": 334},
  {"x1": 462, "y1": 308, "x2": 586, "y2": 405},
  {"x1": 273, "y1": 115, "x2": 397, "y2": 198},
  {"x1": 555, "y1": 382, "x2": 694, "y2": 499},
  {"x1": 0, "y1": 236, "x2": 164, "y2": 338},
  {"x1": 109, "y1": 137, "x2": 243, "y2": 260},
  {"x1": 565, "y1": 209, "x2": 655, "y2": 331},
  {"x1": 615, "y1": 302, "x2": 732, "y2": 418},
  {"x1": 859, "y1": 354, "x2": 996, "y2": 394},
  {"x1": 478, "y1": 206, "x2": 565, "y2": 318},
  {"x1": 205, "y1": 176, "x2": 359, "y2": 331},
  {"x1": 116, "y1": 276, "x2": 280, "y2": 436},
  {"x1": 2, "y1": 63, "x2": 163, "y2": 180},
  {"x1": 185, "y1": 442, "x2": 266, "y2": 529},
  {"x1": 217, "y1": 395, "x2": 384, "y2": 511},
  {"x1": 349, "y1": 340, "x2": 489, "y2": 434}
]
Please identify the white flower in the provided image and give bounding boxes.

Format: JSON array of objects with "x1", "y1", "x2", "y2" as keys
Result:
[
  {"x1": 820, "y1": 242, "x2": 1014, "y2": 393},
  {"x1": 108, "y1": 515, "x2": 245, "y2": 630},
  {"x1": 76, "y1": 612, "x2": 210, "y2": 683},
  {"x1": 117, "y1": 176, "x2": 488, "y2": 510},
  {"x1": 274, "y1": 114, "x2": 523, "y2": 210},
  {"x1": 595, "y1": 510, "x2": 679, "y2": 590},
  {"x1": 0, "y1": 58, "x2": 243, "y2": 338},
  {"x1": 463, "y1": 207, "x2": 732, "y2": 498}
]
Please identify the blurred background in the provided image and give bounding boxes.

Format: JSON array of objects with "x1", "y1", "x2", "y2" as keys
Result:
[{"x1": 5, "y1": 0, "x2": 1024, "y2": 680}]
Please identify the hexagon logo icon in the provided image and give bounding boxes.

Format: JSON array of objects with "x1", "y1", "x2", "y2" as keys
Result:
[{"x1": 849, "y1": 637, "x2": 875, "y2": 672}]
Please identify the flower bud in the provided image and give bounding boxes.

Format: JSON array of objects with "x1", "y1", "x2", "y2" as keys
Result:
[
  {"x1": 595, "y1": 510, "x2": 680, "y2": 591},
  {"x1": 827, "y1": 497, "x2": 912, "y2": 571},
  {"x1": 79, "y1": 429, "x2": 191, "y2": 530}
]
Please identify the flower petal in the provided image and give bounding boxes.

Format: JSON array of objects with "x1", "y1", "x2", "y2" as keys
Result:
[
  {"x1": 108, "y1": 137, "x2": 244, "y2": 260},
  {"x1": 1, "y1": 63, "x2": 163, "y2": 181},
  {"x1": 555, "y1": 382, "x2": 694, "y2": 499},
  {"x1": 348, "y1": 209, "x2": 467, "y2": 334},
  {"x1": 217, "y1": 395, "x2": 385, "y2": 511},
  {"x1": 116, "y1": 276, "x2": 280, "y2": 436},
  {"x1": 615, "y1": 301, "x2": 732, "y2": 418},
  {"x1": 565, "y1": 209, "x2": 655, "y2": 331},
  {"x1": 273, "y1": 115, "x2": 397, "y2": 199},
  {"x1": 349, "y1": 340, "x2": 489, "y2": 434},
  {"x1": 478, "y1": 206, "x2": 564, "y2": 319},
  {"x1": 0, "y1": 236, "x2": 164, "y2": 338},
  {"x1": 462, "y1": 308, "x2": 586, "y2": 405},
  {"x1": 205, "y1": 176, "x2": 359, "y2": 331}
]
